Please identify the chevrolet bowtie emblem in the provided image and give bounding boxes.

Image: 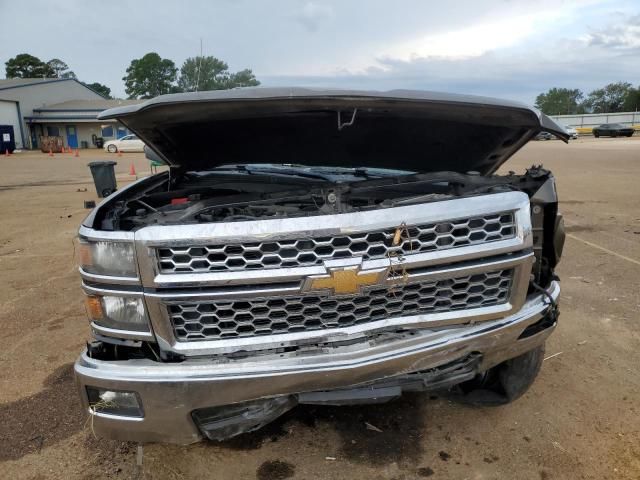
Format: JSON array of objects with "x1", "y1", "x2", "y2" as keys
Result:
[{"x1": 305, "y1": 265, "x2": 388, "y2": 295}]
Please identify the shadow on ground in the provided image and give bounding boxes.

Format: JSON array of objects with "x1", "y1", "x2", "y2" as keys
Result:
[
  {"x1": 212, "y1": 392, "x2": 430, "y2": 467},
  {"x1": 0, "y1": 363, "x2": 83, "y2": 461}
]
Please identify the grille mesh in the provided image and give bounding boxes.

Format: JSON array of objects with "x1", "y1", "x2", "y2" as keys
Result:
[
  {"x1": 169, "y1": 269, "x2": 513, "y2": 341},
  {"x1": 157, "y1": 212, "x2": 516, "y2": 273}
]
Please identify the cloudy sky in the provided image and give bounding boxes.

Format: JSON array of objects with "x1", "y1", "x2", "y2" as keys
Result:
[{"x1": 1, "y1": 0, "x2": 639, "y2": 103}]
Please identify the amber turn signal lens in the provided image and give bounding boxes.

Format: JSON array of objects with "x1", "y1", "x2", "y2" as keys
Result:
[
  {"x1": 78, "y1": 243, "x2": 92, "y2": 267},
  {"x1": 85, "y1": 295, "x2": 103, "y2": 320}
]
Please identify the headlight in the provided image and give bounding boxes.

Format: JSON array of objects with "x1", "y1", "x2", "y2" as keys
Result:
[
  {"x1": 85, "y1": 294, "x2": 149, "y2": 332},
  {"x1": 79, "y1": 239, "x2": 137, "y2": 277}
]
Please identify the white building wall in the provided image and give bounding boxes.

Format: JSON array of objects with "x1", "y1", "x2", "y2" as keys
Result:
[
  {"x1": 77, "y1": 123, "x2": 102, "y2": 148},
  {"x1": 35, "y1": 121, "x2": 128, "y2": 149},
  {"x1": 38, "y1": 122, "x2": 102, "y2": 149},
  {"x1": 0, "y1": 100, "x2": 23, "y2": 148}
]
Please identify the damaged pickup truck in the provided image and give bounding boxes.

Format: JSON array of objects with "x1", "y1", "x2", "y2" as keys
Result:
[{"x1": 75, "y1": 88, "x2": 567, "y2": 444}]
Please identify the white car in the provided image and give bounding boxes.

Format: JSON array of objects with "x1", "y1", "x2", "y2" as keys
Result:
[
  {"x1": 563, "y1": 125, "x2": 578, "y2": 140},
  {"x1": 103, "y1": 134, "x2": 145, "y2": 153}
]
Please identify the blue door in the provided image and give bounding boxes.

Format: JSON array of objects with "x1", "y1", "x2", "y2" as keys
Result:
[
  {"x1": 66, "y1": 125, "x2": 78, "y2": 148},
  {"x1": 30, "y1": 127, "x2": 38, "y2": 149},
  {"x1": 116, "y1": 126, "x2": 128, "y2": 139}
]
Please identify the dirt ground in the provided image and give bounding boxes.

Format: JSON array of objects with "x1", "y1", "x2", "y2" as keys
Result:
[{"x1": 0, "y1": 138, "x2": 638, "y2": 480}]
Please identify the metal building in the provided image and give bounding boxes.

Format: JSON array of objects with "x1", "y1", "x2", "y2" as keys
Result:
[{"x1": 0, "y1": 78, "x2": 141, "y2": 150}]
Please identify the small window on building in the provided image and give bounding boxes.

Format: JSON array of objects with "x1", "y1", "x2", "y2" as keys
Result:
[
  {"x1": 101, "y1": 126, "x2": 114, "y2": 138},
  {"x1": 47, "y1": 126, "x2": 59, "y2": 137}
]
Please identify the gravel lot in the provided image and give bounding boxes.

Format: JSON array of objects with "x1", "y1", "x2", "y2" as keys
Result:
[{"x1": 0, "y1": 137, "x2": 639, "y2": 479}]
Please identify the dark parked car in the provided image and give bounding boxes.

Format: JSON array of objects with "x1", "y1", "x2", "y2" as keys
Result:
[{"x1": 592, "y1": 123, "x2": 634, "y2": 138}]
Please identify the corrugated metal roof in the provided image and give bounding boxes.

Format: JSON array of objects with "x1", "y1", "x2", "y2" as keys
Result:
[
  {"x1": 25, "y1": 117, "x2": 119, "y2": 123},
  {"x1": 34, "y1": 99, "x2": 143, "y2": 111},
  {"x1": 0, "y1": 78, "x2": 69, "y2": 90}
]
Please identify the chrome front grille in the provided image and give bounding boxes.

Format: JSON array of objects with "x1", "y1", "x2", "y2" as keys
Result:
[
  {"x1": 157, "y1": 212, "x2": 516, "y2": 273},
  {"x1": 168, "y1": 269, "x2": 513, "y2": 341}
]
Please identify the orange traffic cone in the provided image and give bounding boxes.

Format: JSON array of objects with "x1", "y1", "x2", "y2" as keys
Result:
[
  {"x1": 75, "y1": 148, "x2": 80, "y2": 157},
  {"x1": 117, "y1": 149, "x2": 123, "y2": 157},
  {"x1": 48, "y1": 149, "x2": 54, "y2": 157},
  {"x1": 5, "y1": 149, "x2": 10, "y2": 157},
  {"x1": 129, "y1": 163, "x2": 136, "y2": 176}
]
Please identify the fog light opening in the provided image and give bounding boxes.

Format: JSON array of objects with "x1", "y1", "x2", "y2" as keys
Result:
[{"x1": 86, "y1": 387, "x2": 144, "y2": 418}]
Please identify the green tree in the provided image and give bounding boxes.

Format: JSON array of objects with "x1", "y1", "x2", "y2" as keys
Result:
[
  {"x1": 621, "y1": 86, "x2": 640, "y2": 112},
  {"x1": 534, "y1": 88, "x2": 584, "y2": 115},
  {"x1": 46, "y1": 58, "x2": 76, "y2": 78},
  {"x1": 177, "y1": 56, "x2": 260, "y2": 92},
  {"x1": 227, "y1": 68, "x2": 260, "y2": 88},
  {"x1": 122, "y1": 52, "x2": 178, "y2": 99},
  {"x1": 84, "y1": 82, "x2": 112, "y2": 99},
  {"x1": 583, "y1": 82, "x2": 633, "y2": 113},
  {"x1": 5, "y1": 53, "x2": 53, "y2": 78},
  {"x1": 178, "y1": 56, "x2": 228, "y2": 91}
]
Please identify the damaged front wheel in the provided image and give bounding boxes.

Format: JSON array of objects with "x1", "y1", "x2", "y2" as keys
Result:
[{"x1": 451, "y1": 345, "x2": 545, "y2": 406}]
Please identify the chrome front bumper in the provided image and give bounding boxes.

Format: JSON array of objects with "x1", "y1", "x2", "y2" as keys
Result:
[{"x1": 75, "y1": 281, "x2": 559, "y2": 444}]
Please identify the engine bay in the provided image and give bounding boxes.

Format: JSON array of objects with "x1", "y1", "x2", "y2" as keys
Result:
[{"x1": 90, "y1": 165, "x2": 558, "y2": 233}]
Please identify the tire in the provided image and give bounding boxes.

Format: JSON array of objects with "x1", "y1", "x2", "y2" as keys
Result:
[
  {"x1": 611, "y1": 133, "x2": 617, "y2": 138},
  {"x1": 594, "y1": 132, "x2": 599, "y2": 138},
  {"x1": 107, "y1": 144, "x2": 118, "y2": 153},
  {"x1": 452, "y1": 345, "x2": 545, "y2": 406},
  {"x1": 627, "y1": 133, "x2": 634, "y2": 137}
]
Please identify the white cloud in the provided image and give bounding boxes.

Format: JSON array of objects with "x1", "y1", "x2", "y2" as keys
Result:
[
  {"x1": 379, "y1": 12, "x2": 558, "y2": 62},
  {"x1": 586, "y1": 14, "x2": 640, "y2": 49},
  {"x1": 263, "y1": 9, "x2": 640, "y2": 105},
  {"x1": 262, "y1": 1, "x2": 640, "y2": 104},
  {"x1": 294, "y1": 2, "x2": 334, "y2": 32}
]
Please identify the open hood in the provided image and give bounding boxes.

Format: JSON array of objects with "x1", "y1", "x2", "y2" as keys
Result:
[{"x1": 99, "y1": 88, "x2": 568, "y2": 175}]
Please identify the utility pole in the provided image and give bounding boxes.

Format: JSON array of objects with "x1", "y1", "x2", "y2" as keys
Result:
[{"x1": 195, "y1": 38, "x2": 203, "y2": 92}]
